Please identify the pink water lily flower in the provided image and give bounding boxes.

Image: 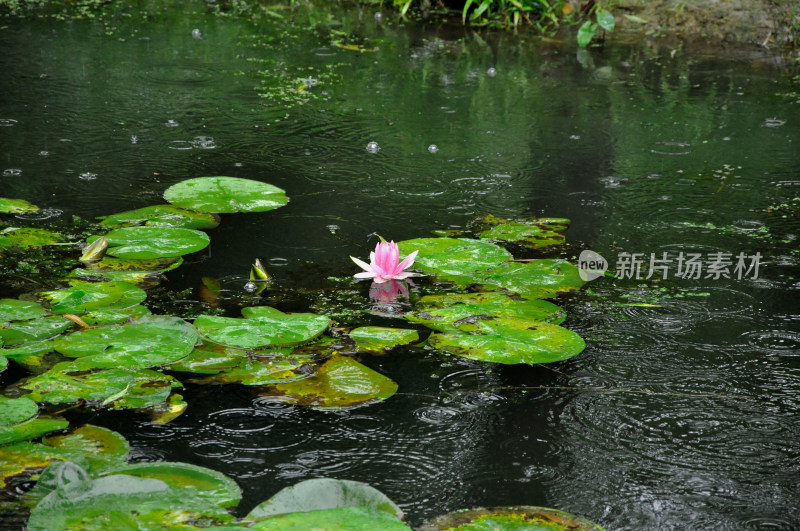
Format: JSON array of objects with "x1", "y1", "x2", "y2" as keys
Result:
[{"x1": 351, "y1": 241, "x2": 419, "y2": 284}]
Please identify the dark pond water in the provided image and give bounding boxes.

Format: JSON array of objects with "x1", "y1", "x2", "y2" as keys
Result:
[{"x1": 1, "y1": 3, "x2": 800, "y2": 530}]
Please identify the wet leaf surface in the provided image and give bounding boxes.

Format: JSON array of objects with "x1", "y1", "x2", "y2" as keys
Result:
[
  {"x1": 87, "y1": 226, "x2": 210, "y2": 259},
  {"x1": 163, "y1": 176, "x2": 289, "y2": 214}
]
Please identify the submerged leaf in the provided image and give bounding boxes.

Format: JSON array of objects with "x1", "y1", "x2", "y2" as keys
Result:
[
  {"x1": 0, "y1": 227, "x2": 66, "y2": 248},
  {"x1": 266, "y1": 356, "x2": 397, "y2": 409}
]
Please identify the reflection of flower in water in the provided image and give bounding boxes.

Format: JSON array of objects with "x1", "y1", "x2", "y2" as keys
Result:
[
  {"x1": 369, "y1": 280, "x2": 413, "y2": 318},
  {"x1": 369, "y1": 279, "x2": 409, "y2": 303}
]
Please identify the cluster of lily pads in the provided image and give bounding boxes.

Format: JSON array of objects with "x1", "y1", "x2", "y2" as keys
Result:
[{"x1": 0, "y1": 178, "x2": 599, "y2": 529}]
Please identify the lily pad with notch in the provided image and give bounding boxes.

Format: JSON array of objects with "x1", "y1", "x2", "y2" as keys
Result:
[
  {"x1": 163, "y1": 176, "x2": 289, "y2": 214},
  {"x1": 185, "y1": 348, "x2": 315, "y2": 386},
  {"x1": 474, "y1": 259, "x2": 585, "y2": 299},
  {"x1": 194, "y1": 306, "x2": 331, "y2": 349}
]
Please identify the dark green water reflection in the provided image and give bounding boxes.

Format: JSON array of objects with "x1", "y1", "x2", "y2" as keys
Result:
[{"x1": 1, "y1": 3, "x2": 799, "y2": 530}]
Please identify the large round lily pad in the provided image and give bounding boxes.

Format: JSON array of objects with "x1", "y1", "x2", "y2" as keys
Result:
[
  {"x1": 87, "y1": 226, "x2": 210, "y2": 259},
  {"x1": 194, "y1": 306, "x2": 330, "y2": 349},
  {"x1": 53, "y1": 316, "x2": 199, "y2": 370},
  {"x1": 418, "y1": 506, "x2": 606, "y2": 530},
  {"x1": 98, "y1": 204, "x2": 220, "y2": 229},
  {"x1": 0, "y1": 299, "x2": 48, "y2": 322},
  {"x1": 163, "y1": 176, "x2": 289, "y2": 214},
  {"x1": 246, "y1": 477, "x2": 404, "y2": 522},
  {"x1": 397, "y1": 238, "x2": 511, "y2": 285}
]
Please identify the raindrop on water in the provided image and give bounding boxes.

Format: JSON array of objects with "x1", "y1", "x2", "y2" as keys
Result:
[
  {"x1": 39, "y1": 151, "x2": 49, "y2": 156},
  {"x1": 764, "y1": 118, "x2": 785, "y2": 128},
  {"x1": 79, "y1": 172, "x2": 98, "y2": 181},
  {"x1": 374, "y1": 12, "x2": 383, "y2": 22},
  {"x1": 244, "y1": 281, "x2": 257, "y2": 293},
  {"x1": 3, "y1": 169, "x2": 22, "y2": 177},
  {"x1": 131, "y1": 135, "x2": 138, "y2": 144},
  {"x1": 427, "y1": 144, "x2": 439, "y2": 154},
  {"x1": 0, "y1": 118, "x2": 18, "y2": 127},
  {"x1": 486, "y1": 67, "x2": 497, "y2": 77},
  {"x1": 366, "y1": 141, "x2": 380, "y2": 153},
  {"x1": 191, "y1": 28, "x2": 203, "y2": 40},
  {"x1": 165, "y1": 119, "x2": 179, "y2": 127}
]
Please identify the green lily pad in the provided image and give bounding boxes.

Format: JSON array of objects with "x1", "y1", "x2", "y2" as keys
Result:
[
  {"x1": 418, "y1": 506, "x2": 606, "y2": 530},
  {"x1": 267, "y1": 356, "x2": 398, "y2": 409},
  {"x1": 26, "y1": 461, "x2": 236, "y2": 531},
  {"x1": 43, "y1": 425, "x2": 130, "y2": 466},
  {"x1": 0, "y1": 298, "x2": 48, "y2": 322},
  {"x1": 349, "y1": 327, "x2": 419, "y2": 351},
  {"x1": 20, "y1": 362, "x2": 182, "y2": 409},
  {"x1": 0, "y1": 197, "x2": 39, "y2": 214},
  {"x1": 246, "y1": 477, "x2": 404, "y2": 522},
  {"x1": 163, "y1": 176, "x2": 289, "y2": 214},
  {"x1": 0, "y1": 396, "x2": 39, "y2": 426},
  {"x1": 0, "y1": 227, "x2": 65, "y2": 248},
  {"x1": 187, "y1": 349, "x2": 315, "y2": 386},
  {"x1": 428, "y1": 317, "x2": 585, "y2": 365},
  {"x1": 98, "y1": 204, "x2": 220, "y2": 230},
  {"x1": 407, "y1": 292, "x2": 566, "y2": 332},
  {"x1": 53, "y1": 316, "x2": 198, "y2": 370},
  {"x1": 165, "y1": 343, "x2": 250, "y2": 374},
  {"x1": 40, "y1": 280, "x2": 147, "y2": 314},
  {"x1": 397, "y1": 238, "x2": 511, "y2": 286},
  {"x1": 101, "y1": 461, "x2": 242, "y2": 508},
  {"x1": 87, "y1": 226, "x2": 210, "y2": 259},
  {"x1": 194, "y1": 306, "x2": 330, "y2": 349},
  {"x1": 89, "y1": 255, "x2": 184, "y2": 272},
  {"x1": 475, "y1": 259, "x2": 585, "y2": 299},
  {"x1": 251, "y1": 506, "x2": 411, "y2": 530},
  {"x1": 0, "y1": 315, "x2": 72, "y2": 346}
]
